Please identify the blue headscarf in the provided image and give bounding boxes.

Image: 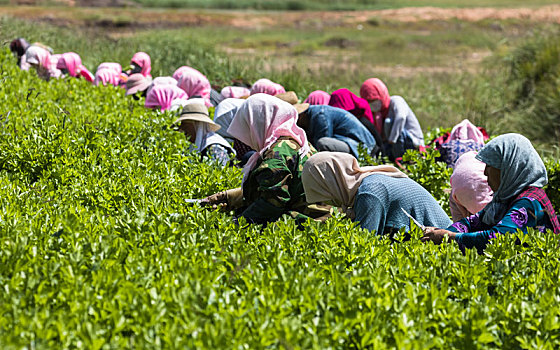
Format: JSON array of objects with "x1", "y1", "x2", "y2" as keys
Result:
[{"x1": 475, "y1": 133, "x2": 547, "y2": 226}]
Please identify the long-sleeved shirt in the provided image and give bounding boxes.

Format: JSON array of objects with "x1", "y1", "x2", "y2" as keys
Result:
[
  {"x1": 241, "y1": 137, "x2": 331, "y2": 224},
  {"x1": 386, "y1": 96, "x2": 424, "y2": 146},
  {"x1": 353, "y1": 174, "x2": 452, "y2": 234},
  {"x1": 306, "y1": 105, "x2": 377, "y2": 157},
  {"x1": 447, "y1": 197, "x2": 551, "y2": 251}
]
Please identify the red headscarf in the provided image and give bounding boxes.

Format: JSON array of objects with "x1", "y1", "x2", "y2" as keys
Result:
[
  {"x1": 360, "y1": 78, "x2": 391, "y2": 133},
  {"x1": 328, "y1": 88, "x2": 373, "y2": 123},
  {"x1": 131, "y1": 52, "x2": 152, "y2": 78},
  {"x1": 56, "y1": 52, "x2": 94, "y2": 82}
]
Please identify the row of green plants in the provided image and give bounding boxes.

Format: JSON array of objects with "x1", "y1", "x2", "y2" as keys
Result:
[{"x1": 2, "y1": 42, "x2": 560, "y2": 348}]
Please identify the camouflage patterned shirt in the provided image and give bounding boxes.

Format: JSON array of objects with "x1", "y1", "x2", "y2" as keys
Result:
[{"x1": 241, "y1": 136, "x2": 331, "y2": 224}]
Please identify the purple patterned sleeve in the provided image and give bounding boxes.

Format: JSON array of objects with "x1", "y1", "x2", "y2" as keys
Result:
[{"x1": 510, "y1": 207, "x2": 529, "y2": 228}]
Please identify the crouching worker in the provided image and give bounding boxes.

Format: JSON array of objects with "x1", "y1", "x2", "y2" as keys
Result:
[
  {"x1": 422, "y1": 133, "x2": 560, "y2": 251},
  {"x1": 201, "y1": 94, "x2": 331, "y2": 224},
  {"x1": 174, "y1": 104, "x2": 235, "y2": 166},
  {"x1": 302, "y1": 152, "x2": 452, "y2": 235},
  {"x1": 296, "y1": 103, "x2": 380, "y2": 158}
]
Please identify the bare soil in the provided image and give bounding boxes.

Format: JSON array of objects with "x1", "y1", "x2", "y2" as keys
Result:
[{"x1": 3, "y1": 4, "x2": 560, "y2": 31}]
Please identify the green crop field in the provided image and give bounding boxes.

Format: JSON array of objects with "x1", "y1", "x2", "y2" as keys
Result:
[{"x1": 1, "y1": 3, "x2": 560, "y2": 348}]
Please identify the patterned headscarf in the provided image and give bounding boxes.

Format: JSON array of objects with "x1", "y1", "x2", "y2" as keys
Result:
[
  {"x1": 131, "y1": 52, "x2": 152, "y2": 78},
  {"x1": 328, "y1": 88, "x2": 374, "y2": 124},
  {"x1": 250, "y1": 78, "x2": 286, "y2": 96},
  {"x1": 476, "y1": 133, "x2": 548, "y2": 226},
  {"x1": 227, "y1": 94, "x2": 310, "y2": 183},
  {"x1": 304, "y1": 90, "x2": 331, "y2": 105},
  {"x1": 145, "y1": 84, "x2": 188, "y2": 112},
  {"x1": 302, "y1": 152, "x2": 407, "y2": 216}
]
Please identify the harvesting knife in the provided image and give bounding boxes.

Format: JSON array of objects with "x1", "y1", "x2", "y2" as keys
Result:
[
  {"x1": 401, "y1": 208, "x2": 426, "y2": 231},
  {"x1": 185, "y1": 198, "x2": 202, "y2": 204}
]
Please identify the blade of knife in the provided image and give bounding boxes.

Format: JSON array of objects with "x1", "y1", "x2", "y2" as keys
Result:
[
  {"x1": 401, "y1": 207, "x2": 426, "y2": 230},
  {"x1": 185, "y1": 198, "x2": 202, "y2": 204}
]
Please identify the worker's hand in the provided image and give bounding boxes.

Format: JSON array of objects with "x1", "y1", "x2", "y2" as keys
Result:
[
  {"x1": 200, "y1": 191, "x2": 228, "y2": 210},
  {"x1": 421, "y1": 227, "x2": 456, "y2": 245},
  {"x1": 200, "y1": 188, "x2": 243, "y2": 211}
]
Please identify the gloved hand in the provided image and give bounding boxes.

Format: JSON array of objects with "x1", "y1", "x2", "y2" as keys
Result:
[{"x1": 200, "y1": 187, "x2": 244, "y2": 211}]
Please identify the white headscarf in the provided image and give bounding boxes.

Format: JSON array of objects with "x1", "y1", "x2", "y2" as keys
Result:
[
  {"x1": 227, "y1": 94, "x2": 310, "y2": 183},
  {"x1": 214, "y1": 98, "x2": 245, "y2": 140},
  {"x1": 302, "y1": 152, "x2": 407, "y2": 216}
]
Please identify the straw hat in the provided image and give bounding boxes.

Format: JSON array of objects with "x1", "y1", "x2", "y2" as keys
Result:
[
  {"x1": 275, "y1": 91, "x2": 309, "y2": 114},
  {"x1": 174, "y1": 103, "x2": 220, "y2": 132},
  {"x1": 275, "y1": 91, "x2": 299, "y2": 105},
  {"x1": 126, "y1": 74, "x2": 152, "y2": 95},
  {"x1": 293, "y1": 103, "x2": 309, "y2": 115}
]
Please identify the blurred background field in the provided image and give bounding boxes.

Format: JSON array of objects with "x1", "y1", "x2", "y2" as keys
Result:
[{"x1": 1, "y1": 2, "x2": 559, "y2": 151}]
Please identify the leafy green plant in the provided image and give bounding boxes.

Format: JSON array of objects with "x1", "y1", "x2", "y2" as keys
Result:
[{"x1": 2, "y1": 21, "x2": 560, "y2": 349}]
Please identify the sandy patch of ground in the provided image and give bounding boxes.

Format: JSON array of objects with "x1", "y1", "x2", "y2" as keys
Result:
[{"x1": 3, "y1": 5, "x2": 560, "y2": 31}]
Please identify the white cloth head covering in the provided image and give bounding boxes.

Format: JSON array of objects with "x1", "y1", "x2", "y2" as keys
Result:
[
  {"x1": 214, "y1": 98, "x2": 245, "y2": 140},
  {"x1": 227, "y1": 93, "x2": 310, "y2": 183},
  {"x1": 191, "y1": 122, "x2": 234, "y2": 154},
  {"x1": 302, "y1": 152, "x2": 407, "y2": 216}
]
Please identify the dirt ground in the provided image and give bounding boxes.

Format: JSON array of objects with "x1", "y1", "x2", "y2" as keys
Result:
[{"x1": 3, "y1": 4, "x2": 560, "y2": 31}]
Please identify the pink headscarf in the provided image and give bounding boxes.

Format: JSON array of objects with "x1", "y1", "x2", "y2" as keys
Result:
[
  {"x1": 328, "y1": 88, "x2": 374, "y2": 124},
  {"x1": 250, "y1": 78, "x2": 286, "y2": 96},
  {"x1": 221, "y1": 86, "x2": 251, "y2": 99},
  {"x1": 97, "y1": 62, "x2": 122, "y2": 75},
  {"x1": 304, "y1": 90, "x2": 331, "y2": 105},
  {"x1": 131, "y1": 52, "x2": 152, "y2": 78},
  {"x1": 57, "y1": 52, "x2": 94, "y2": 82},
  {"x1": 24, "y1": 46, "x2": 51, "y2": 68},
  {"x1": 177, "y1": 70, "x2": 212, "y2": 107},
  {"x1": 448, "y1": 119, "x2": 486, "y2": 145},
  {"x1": 172, "y1": 66, "x2": 200, "y2": 81},
  {"x1": 360, "y1": 78, "x2": 391, "y2": 134},
  {"x1": 227, "y1": 93, "x2": 310, "y2": 183},
  {"x1": 24, "y1": 46, "x2": 61, "y2": 80},
  {"x1": 449, "y1": 151, "x2": 493, "y2": 221},
  {"x1": 145, "y1": 84, "x2": 188, "y2": 112},
  {"x1": 94, "y1": 68, "x2": 121, "y2": 86}
]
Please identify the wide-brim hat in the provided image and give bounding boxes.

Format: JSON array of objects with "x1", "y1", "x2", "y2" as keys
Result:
[
  {"x1": 275, "y1": 91, "x2": 299, "y2": 105},
  {"x1": 293, "y1": 103, "x2": 310, "y2": 115},
  {"x1": 126, "y1": 74, "x2": 152, "y2": 95},
  {"x1": 174, "y1": 103, "x2": 220, "y2": 132}
]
